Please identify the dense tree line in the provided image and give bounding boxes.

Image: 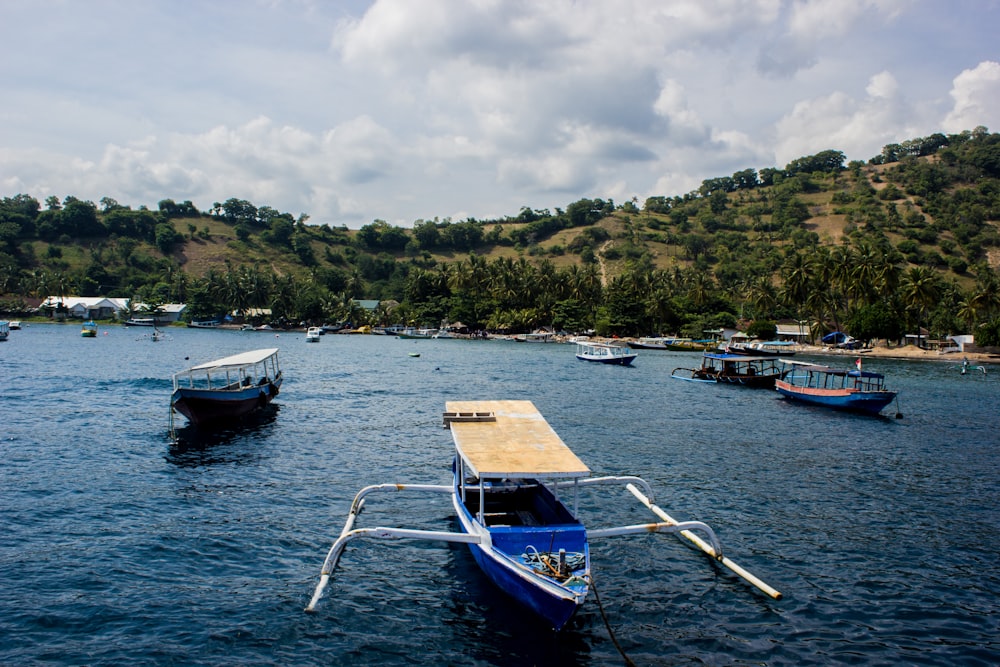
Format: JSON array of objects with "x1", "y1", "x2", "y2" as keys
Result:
[{"x1": 3, "y1": 128, "x2": 1000, "y2": 345}]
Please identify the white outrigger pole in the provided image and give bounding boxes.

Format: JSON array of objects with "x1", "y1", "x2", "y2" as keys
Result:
[{"x1": 305, "y1": 477, "x2": 782, "y2": 612}]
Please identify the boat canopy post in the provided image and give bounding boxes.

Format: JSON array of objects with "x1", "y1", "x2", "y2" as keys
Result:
[{"x1": 625, "y1": 483, "x2": 782, "y2": 600}]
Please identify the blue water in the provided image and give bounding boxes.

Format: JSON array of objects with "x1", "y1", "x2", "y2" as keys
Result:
[{"x1": 1, "y1": 324, "x2": 998, "y2": 666}]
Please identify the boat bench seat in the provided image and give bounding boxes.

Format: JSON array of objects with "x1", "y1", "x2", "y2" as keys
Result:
[{"x1": 482, "y1": 510, "x2": 542, "y2": 527}]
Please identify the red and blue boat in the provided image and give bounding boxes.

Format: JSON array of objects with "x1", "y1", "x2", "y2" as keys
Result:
[{"x1": 775, "y1": 359, "x2": 899, "y2": 416}]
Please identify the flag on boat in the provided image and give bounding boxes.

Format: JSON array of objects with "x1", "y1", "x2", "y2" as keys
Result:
[{"x1": 856, "y1": 357, "x2": 862, "y2": 371}]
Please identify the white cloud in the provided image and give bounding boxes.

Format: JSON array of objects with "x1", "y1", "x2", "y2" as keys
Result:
[
  {"x1": 0, "y1": 1, "x2": 996, "y2": 226},
  {"x1": 943, "y1": 61, "x2": 1000, "y2": 133}
]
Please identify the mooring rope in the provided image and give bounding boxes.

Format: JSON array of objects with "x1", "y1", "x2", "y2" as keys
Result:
[{"x1": 589, "y1": 576, "x2": 636, "y2": 667}]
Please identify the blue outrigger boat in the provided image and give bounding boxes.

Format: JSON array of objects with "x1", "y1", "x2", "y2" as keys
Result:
[{"x1": 306, "y1": 400, "x2": 780, "y2": 629}]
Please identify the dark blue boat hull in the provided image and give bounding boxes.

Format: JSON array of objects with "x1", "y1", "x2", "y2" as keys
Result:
[
  {"x1": 452, "y1": 477, "x2": 589, "y2": 630},
  {"x1": 171, "y1": 379, "x2": 281, "y2": 425}
]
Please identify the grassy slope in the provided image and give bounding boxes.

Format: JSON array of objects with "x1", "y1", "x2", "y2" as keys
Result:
[{"x1": 24, "y1": 159, "x2": 995, "y2": 290}]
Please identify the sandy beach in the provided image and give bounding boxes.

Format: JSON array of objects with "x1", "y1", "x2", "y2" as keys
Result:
[{"x1": 798, "y1": 343, "x2": 998, "y2": 364}]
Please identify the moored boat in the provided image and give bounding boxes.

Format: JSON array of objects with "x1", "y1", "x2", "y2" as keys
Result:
[
  {"x1": 575, "y1": 341, "x2": 637, "y2": 365},
  {"x1": 170, "y1": 348, "x2": 282, "y2": 427},
  {"x1": 672, "y1": 352, "x2": 787, "y2": 388},
  {"x1": 727, "y1": 340, "x2": 796, "y2": 356},
  {"x1": 81, "y1": 320, "x2": 98, "y2": 337},
  {"x1": 397, "y1": 327, "x2": 437, "y2": 339},
  {"x1": 514, "y1": 331, "x2": 555, "y2": 343},
  {"x1": 627, "y1": 336, "x2": 672, "y2": 350},
  {"x1": 188, "y1": 319, "x2": 221, "y2": 328},
  {"x1": 665, "y1": 338, "x2": 713, "y2": 352},
  {"x1": 305, "y1": 327, "x2": 322, "y2": 342},
  {"x1": 124, "y1": 317, "x2": 159, "y2": 326},
  {"x1": 775, "y1": 359, "x2": 899, "y2": 416},
  {"x1": 306, "y1": 400, "x2": 781, "y2": 629}
]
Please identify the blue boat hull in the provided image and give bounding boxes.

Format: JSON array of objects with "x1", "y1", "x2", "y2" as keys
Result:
[
  {"x1": 775, "y1": 384, "x2": 895, "y2": 415},
  {"x1": 452, "y1": 477, "x2": 589, "y2": 630}
]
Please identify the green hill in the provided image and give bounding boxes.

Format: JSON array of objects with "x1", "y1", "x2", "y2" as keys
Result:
[{"x1": 2, "y1": 127, "x2": 1000, "y2": 344}]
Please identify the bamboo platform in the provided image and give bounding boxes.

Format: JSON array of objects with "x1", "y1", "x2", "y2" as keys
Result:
[{"x1": 444, "y1": 400, "x2": 590, "y2": 479}]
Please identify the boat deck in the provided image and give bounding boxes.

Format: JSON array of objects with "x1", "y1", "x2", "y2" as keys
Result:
[{"x1": 445, "y1": 400, "x2": 590, "y2": 480}]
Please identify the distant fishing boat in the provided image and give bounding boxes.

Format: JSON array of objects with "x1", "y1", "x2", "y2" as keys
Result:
[
  {"x1": 627, "y1": 336, "x2": 672, "y2": 350},
  {"x1": 664, "y1": 338, "x2": 713, "y2": 352},
  {"x1": 306, "y1": 327, "x2": 322, "y2": 342},
  {"x1": 514, "y1": 331, "x2": 555, "y2": 343},
  {"x1": 306, "y1": 400, "x2": 780, "y2": 630},
  {"x1": 81, "y1": 320, "x2": 98, "y2": 337},
  {"x1": 124, "y1": 317, "x2": 159, "y2": 327},
  {"x1": 170, "y1": 348, "x2": 282, "y2": 427},
  {"x1": 672, "y1": 352, "x2": 788, "y2": 388},
  {"x1": 726, "y1": 340, "x2": 796, "y2": 357},
  {"x1": 397, "y1": 327, "x2": 437, "y2": 339},
  {"x1": 575, "y1": 341, "x2": 637, "y2": 365}
]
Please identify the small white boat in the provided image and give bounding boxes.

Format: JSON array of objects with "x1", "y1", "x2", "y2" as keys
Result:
[
  {"x1": 397, "y1": 327, "x2": 437, "y2": 339},
  {"x1": 575, "y1": 341, "x2": 637, "y2": 365},
  {"x1": 514, "y1": 331, "x2": 555, "y2": 343},
  {"x1": 305, "y1": 327, "x2": 322, "y2": 342},
  {"x1": 306, "y1": 400, "x2": 780, "y2": 629},
  {"x1": 8, "y1": 321, "x2": 21, "y2": 330}
]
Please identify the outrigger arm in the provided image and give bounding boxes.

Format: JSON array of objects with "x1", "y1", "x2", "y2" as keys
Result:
[
  {"x1": 587, "y1": 520, "x2": 722, "y2": 550},
  {"x1": 625, "y1": 483, "x2": 782, "y2": 600},
  {"x1": 306, "y1": 526, "x2": 482, "y2": 612},
  {"x1": 306, "y1": 482, "x2": 473, "y2": 612}
]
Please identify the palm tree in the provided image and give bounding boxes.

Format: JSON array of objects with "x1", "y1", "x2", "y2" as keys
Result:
[
  {"x1": 900, "y1": 266, "x2": 941, "y2": 337},
  {"x1": 780, "y1": 253, "x2": 816, "y2": 308},
  {"x1": 745, "y1": 275, "x2": 778, "y2": 320},
  {"x1": 970, "y1": 270, "x2": 1000, "y2": 321},
  {"x1": 847, "y1": 241, "x2": 884, "y2": 306}
]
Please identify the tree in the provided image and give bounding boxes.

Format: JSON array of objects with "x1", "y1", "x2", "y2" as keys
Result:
[
  {"x1": 745, "y1": 319, "x2": 777, "y2": 340},
  {"x1": 845, "y1": 302, "x2": 902, "y2": 345},
  {"x1": 899, "y1": 266, "x2": 941, "y2": 334}
]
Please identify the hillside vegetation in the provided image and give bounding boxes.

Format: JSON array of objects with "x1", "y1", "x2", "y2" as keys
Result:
[{"x1": 3, "y1": 127, "x2": 1000, "y2": 345}]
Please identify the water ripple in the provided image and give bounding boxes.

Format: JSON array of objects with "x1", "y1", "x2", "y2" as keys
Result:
[{"x1": 1, "y1": 327, "x2": 998, "y2": 664}]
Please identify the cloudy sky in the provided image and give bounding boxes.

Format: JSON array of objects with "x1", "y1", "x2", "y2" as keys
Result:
[{"x1": 2, "y1": 1, "x2": 998, "y2": 228}]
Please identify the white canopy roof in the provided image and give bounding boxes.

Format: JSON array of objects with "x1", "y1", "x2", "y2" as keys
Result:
[{"x1": 186, "y1": 348, "x2": 279, "y2": 372}]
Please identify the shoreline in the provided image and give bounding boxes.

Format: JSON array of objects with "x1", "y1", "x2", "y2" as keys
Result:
[
  {"x1": 11, "y1": 318, "x2": 998, "y2": 364},
  {"x1": 797, "y1": 343, "x2": 998, "y2": 364}
]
